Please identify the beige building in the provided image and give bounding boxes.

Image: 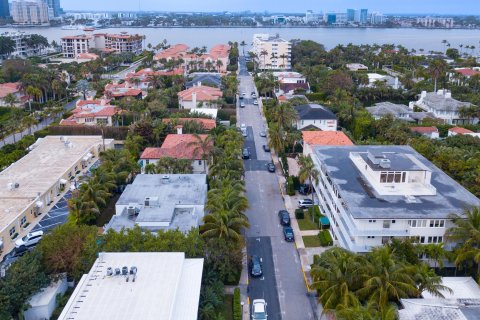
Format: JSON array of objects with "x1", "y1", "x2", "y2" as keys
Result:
[
  {"x1": 0, "y1": 136, "x2": 114, "y2": 259},
  {"x1": 11, "y1": 0, "x2": 49, "y2": 25},
  {"x1": 252, "y1": 34, "x2": 291, "y2": 70},
  {"x1": 61, "y1": 34, "x2": 94, "y2": 58}
]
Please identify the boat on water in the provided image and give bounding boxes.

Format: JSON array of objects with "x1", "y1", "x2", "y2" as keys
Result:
[{"x1": 61, "y1": 24, "x2": 85, "y2": 30}]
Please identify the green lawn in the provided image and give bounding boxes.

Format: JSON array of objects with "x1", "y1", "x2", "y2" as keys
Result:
[
  {"x1": 303, "y1": 235, "x2": 321, "y2": 248},
  {"x1": 223, "y1": 294, "x2": 234, "y2": 320},
  {"x1": 297, "y1": 211, "x2": 319, "y2": 231}
]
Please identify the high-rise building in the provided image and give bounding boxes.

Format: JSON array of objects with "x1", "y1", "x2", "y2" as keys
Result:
[
  {"x1": 47, "y1": 0, "x2": 62, "y2": 17},
  {"x1": 252, "y1": 34, "x2": 291, "y2": 70},
  {"x1": 360, "y1": 9, "x2": 368, "y2": 24},
  {"x1": 346, "y1": 9, "x2": 355, "y2": 22},
  {"x1": 0, "y1": 0, "x2": 9, "y2": 18},
  {"x1": 11, "y1": 0, "x2": 49, "y2": 25}
]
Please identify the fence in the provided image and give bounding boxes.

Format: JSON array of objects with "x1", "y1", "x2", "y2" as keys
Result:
[{"x1": 47, "y1": 126, "x2": 129, "y2": 140}]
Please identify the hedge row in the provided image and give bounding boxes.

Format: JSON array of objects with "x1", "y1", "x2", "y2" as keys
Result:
[
  {"x1": 295, "y1": 209, "x2": 305, "y2": 219},
  {"x1": 233, "y1": 287, "x2": 242, "y2": 320}
]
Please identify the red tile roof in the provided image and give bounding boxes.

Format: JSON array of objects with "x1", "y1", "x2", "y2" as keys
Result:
[
  {"x1": 410, "y1": 126, "x2": 438, "y2": 134},
  {"x1": 455, "y1": 68, "x2": 480, "y2": 77},
  {"x1": 178, "y1": 85, "x2": 222, "y2": 102},
  {"x1": 154, "y1": 44, "x2": 189, "y2": 60},
  {"x1": 77, "y1": 99, "x2": 111, "y2": 107},
  {"x1": 0, "y1": 82, "x2": 21, "y2": 98},
  {"x1": 449, "y1": 127, "x2": 474, "y2": 134},
  {"x1": 162, "y1": 118, "x2": 216, "y2": 130},
  {"x1": 76, "y1": 52, "x2": 99, "y2": 60},
  {"x1": 140, "y1": 134, "x2": 211, "y2": 160},
  {"x1": 302, "y1": 131, "x2": 354, "y2": 146}
]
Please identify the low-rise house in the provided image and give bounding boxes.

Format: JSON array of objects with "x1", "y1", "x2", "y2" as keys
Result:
[
  {"x1": 366, "y1": 73, "x2": 401, "y2": 89},
  {"x1": 104, "y1": 174, "x2": 207, "y2": 233},
  {"x1": 58, "y1": 252, "x2": 204, "y2": 320},
  {"x1": 410, "y1": 126, "x2": 439, "y2": 139},
  {"x1": 185, "y1": 74, "x2": 222, "y2": 89},
  {"x1": 162, "y1": 118, "x2": 216, "y2": 131},
  {"x1": 293, "y1": 104, "x2": 337, "y2": 131},
  {"x1": 272, "y1": 71, "x2": 310, "y2": 98},
  {"x1": 410, "y1": 90, "x2": 478, "y2": 125},
  {"x1": 104, "y1": 82, "x2": 143, "y2": 100},
  {"x1": 60, "y1": 99, "x2": 119, "y2": 126},
  {"x1": 178, "y1": 85, "x2": 223, "y2": 109},
  {"x1": 366, "y1": 102, "x2": 411, "y2": 120},
  {"x1": 0, "y1": 82, "x2": 27, "y2": 107},
  {"x1": 190, "y1": 108, "x2": 218, "y2": 119},
  {"x1": 448, "y1": 127, "x2": 480, "y2": 138},
  {"x1": 302, "y1": 131, "x2": 354, "y2": 156},
  {"x1": 399, "y1": 277, "x2": 480, "y2": 320},
  {"x1": 346, "y1": 63, "x2": 368, "y2": 71},
  {"x1": 311, "y1": 145, "x2": 480, "y2": 253},
  {"x1": 125, "y1": 68, "x2": 184, "y2": 89},
  {"x1": 140, "y1": 129, "x2": 212, "y2": 174}
]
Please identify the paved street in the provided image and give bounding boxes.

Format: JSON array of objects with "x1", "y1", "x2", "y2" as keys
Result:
[
  {"x1": 0, "y1": 98, "x2": 78, "y2": 146},
  {"x1": 238, "y1": 57, "x2": 316, "y2": 320}
]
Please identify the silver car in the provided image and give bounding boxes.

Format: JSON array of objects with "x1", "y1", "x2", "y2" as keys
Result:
[{"x1": 252, "y1": 299, "x2": 267, "y2": 320}]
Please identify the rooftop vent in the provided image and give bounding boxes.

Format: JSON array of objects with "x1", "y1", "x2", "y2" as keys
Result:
[
  {"x1": 7, "y1": 182, "x2": 19, "y2": 190},
  {"x1": 379, "y1": 159, "x2": 391, "y2": 169},
  {"x1": 162, "y1": 175, "x2": 170, "y2": 183},
  {"x1": 106, "y1": 267, "x2": 113, "y2": 276},
  {"x1": 367, "y1": 151, "x2": 386, "y2": 165},
  {"x1": 121, "y1": 266, "x2": 128, "y2": 275}
]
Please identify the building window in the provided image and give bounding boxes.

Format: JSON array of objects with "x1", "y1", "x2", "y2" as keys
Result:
[
  {"x1": 392, "y1": 220, "x2": 396, "y2": 223},
  {"x1": 9, "y1": 227, "x2": 16, "y2": 237},
  {"x1": 20, "y1": 216, "x2": 27, "y2": 226},
  {"x1": 368, "y1": 220, "x2": 376, "y2": 223},
  {"x1": 367, "y1": 236, "x2": 375, "y2": 239}
]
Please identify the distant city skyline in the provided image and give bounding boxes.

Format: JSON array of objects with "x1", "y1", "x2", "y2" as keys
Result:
[{"x1": 61, "y1": 0, "x2": 479, "y2": 15}]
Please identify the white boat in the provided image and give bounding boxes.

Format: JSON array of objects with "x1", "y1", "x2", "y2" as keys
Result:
[{"x1": 61, "y1": 24, "x2": 85, "y2": 30}]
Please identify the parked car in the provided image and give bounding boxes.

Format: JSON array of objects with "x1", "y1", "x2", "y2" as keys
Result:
[
  {"x1": 299, "y1": 184, "x2": 313, "y2": 195},
  {"x1": 262, "y1": 145, "x2": 270, "y2": 152},
  {"x1": 240, "y1": 102, "x2": 246, "y2": 108},
  {"x1": 251, "y1": 91, "x2": 256, "y2": 97},
  {"x1": 278, "y1": 210, "x2": 291, "y2": 226},
  {"x1": 252, "y1": 299, "x2": 268, "y2": 320},
  {"x1": 253, "y1": 100, "x2": 258, "y2": 105},
  {"x1": 241, "y1": 123, "x2": 246, "y2": 129},
  {"x1": 259, "y1": 131, "x2": 266, "y2": 137},
  {"x1": 249, "y1": 255, "x2": 263, "y2": 277},
  {"x1": 266, "y1": 162, "x2": 275, "y2": 172},
  {"x1": 15, "y1": 230, "x2": 44, "y2": 248},
  {"x1": 242, "y1": 129, "x2": 248, "y2": 137},
  {"x1": 242, "y1": 91, "x2": 246, "y2": 96},
  {"x1": 242, "y1": 148, "x2": 250, "y2": 159},
  {"x1": 239, "y1": 95, "x2": 244, "y2": 100},
  {"x1": 298, "y1": 199, "x2": 314, "y2": 208},
  {"x1": 283, "y1": 226, "x2": 295, "y2": 242}
]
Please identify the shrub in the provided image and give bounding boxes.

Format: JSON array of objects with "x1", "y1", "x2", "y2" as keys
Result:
[
  {"x1": 318, "y1": 230, "x2": 333, "y2": 247},
  {"x1": 291, "y1": 176, "x2": 300, "y2": 190},
  {"x1": 280, "y1": 154, "x2": 289, "y2": 176},
  {"x1": 233, "y1": 287, "x2": 242, "y2": 320},
  {"x1": 34, "y1": 128, "x2": 50, "y2": 138},
  {"x1": 230, "y1": 115, "x2": 237, "y2": 125},
  {"x1": 295, "y1": 209, "x2": 305, "y2": 219},
  {"x1": 287, "y1": 176, "x2": 295, "y2": 196}
]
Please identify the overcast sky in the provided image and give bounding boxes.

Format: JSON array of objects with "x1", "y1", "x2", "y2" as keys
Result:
[{"x1": 61, "y1": 0, "x2": 480, "y2": 15}]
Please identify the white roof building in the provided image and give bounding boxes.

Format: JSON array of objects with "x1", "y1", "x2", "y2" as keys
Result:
[
  {"x1": 399, "y1": 277, "x2": 480, "y2": 320},
  {"x1": 58, "y1": 252, "x2": 204, "y2": 320}
]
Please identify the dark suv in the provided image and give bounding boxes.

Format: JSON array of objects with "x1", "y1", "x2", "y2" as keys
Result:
[
  {"x1": 250, "y1": 255, "x2": 263, "y2": 277},
  {"x1": 278, "y1": 210, "x2": 291, "y2": 226},
  {"x1": 283, "y1": 226, "x2": 295, "y2": 242},
  {"x1": 242, "y1": 148, "x2": 250, "y2": 159},
  {"x1": 299, "y1": 184, "x2": 312, "y2": 195}
]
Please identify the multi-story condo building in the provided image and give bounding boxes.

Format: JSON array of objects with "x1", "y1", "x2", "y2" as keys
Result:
[
  {"x1": 46, "y1": 0, "x2": 62, "y2": 17},
  {"x1": 417, "y1": 17, "x2": 454, "y2": 28},
  {"x1": 11, "y1": 0, "x2": 49, "y2": 25},
  {"x1": 252, "y1": 34, "x2": 291, "y2": 70},
  {"x1": 311, "y1": 145, "x2": 480, "y2": 253},
  {"x1": 410, "y1": 90, "x2": 478, "y2": 125},
  {"x1": 61, "y1": 32, "x2": 144, "y2": 58},
  {"x1": 0, "y1": 31, "x2": 48, "y2": 57}
]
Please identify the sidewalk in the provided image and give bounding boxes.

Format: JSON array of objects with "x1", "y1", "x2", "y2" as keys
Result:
[{"x1": 224, "y1": 247, "x2": 250, "y2": 320}]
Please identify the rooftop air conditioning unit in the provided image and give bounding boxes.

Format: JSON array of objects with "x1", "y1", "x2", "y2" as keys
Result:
[
  {"x1": 127, "y1": 206, "x2": 136, "y2": 216},
  {"x1": 379, "y1": 159, "x2": 391, "y2": 169},
  {"x1": 162, "y1": 175, "x2": 170, "y2": 183},
  {"x1": 106, "y1": 267, "x2": 113, "y2": 276},
  {"x1": 145, "y1": 197, "x2": 150, "y2": 207},
  {"x1": 129, "y1": 266, "x2": 137, "y2": 275},
  {"x1": 115, "y1": 268, "x2": 121, "y2": 275},
  {"x1": 122, "y1": 266, "x2": 128, "y2": 275}
]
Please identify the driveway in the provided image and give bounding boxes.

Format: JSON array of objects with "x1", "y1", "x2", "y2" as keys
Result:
[{"x1": 238, "y1": 57, "x2": 316, "y2": 319}]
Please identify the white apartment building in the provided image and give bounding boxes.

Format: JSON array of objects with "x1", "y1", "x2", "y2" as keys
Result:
[
  {"x1": 60, "y1": 34, "x2": 94, "y2": 58},
  {"x1": 0, "y1": 31, "x2": 47, "y2": 57},
  {"x1": 11, "y1": 0, "x2": 49, "y2": 25},
  {"x1": 311, "y1": 145, "x2": 480, "y2": 253},
  {"x1": 410, "y1": 90, "x2": 478, "y2": 125},
  {"x1": 417, "y1": 16, "x2": 454, "y2": 28},
  {"x1": 252, "y1": 34, "x2": 291, "y2": 70}
]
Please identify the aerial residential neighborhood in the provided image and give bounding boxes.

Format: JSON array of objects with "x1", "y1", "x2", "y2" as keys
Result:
[{"x1": 0, "y1": 1, "x2": 480, "y2": 320}]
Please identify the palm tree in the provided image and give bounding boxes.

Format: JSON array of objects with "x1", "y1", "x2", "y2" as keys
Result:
[
  {"x1": 441, "y1": 39, "x2": 447, "y2": 53},
  {"x1": 410, "y1": 263, "x2": 452, "y2": 298},
  {"x1": 26, "y1": 85, "x2": 42, "y2": 111},
  {"x1": 206, "y1": 180, "x2": 248, "y2": 217},
  {"x1": 21, "y1": 115, "x2": 38, "y2": 135},
  {"x1": 76, "y1": 79, "x2": 90, "y2": 100},
  {"x1": 311, "y1": 247, "x2": 362, "y2": 313},
  {"x1": 215, "y1": 59, "x2": 223, "y2": 73},
  {"x1": 298, "y1": 154, "x2": 320, "y2": 199},
  {"x1": 240, "y1": 40, "x2": 246, "y2": 56},
  {"x1": 268, "y1": 123, "x2": 284, "y2": 154},
  {"x1": 446, "y1": 207, "x2": 480, "y2": 273},
  {"x1": 144, "y1": 163, "x2": 157, "y2": 174},
  {"x1": 356, "y1": 247, "x2": 418, "y2": 311},
  {"x1": 279, "y1": 54, "x2": 288, "y2": 70},
  {"x1": 272, "y1": 103, "x2": 298, "y2": 129},
  {"x1": 260, "y1": 50, "x2": 268, "y2": 71},
  {"x1": 336, "y1": 302, "x2": 397, "y2": 320},
  {"x1": 187, "y1": 134, "x2": 214, "y2": 173},
  {"x1": 200, "y1": 210, "x2": 249, "y2": 241},
  {"x1": 3, "y1": 93, "x2": 17, "y2": 108},
  {"x1": 80, "y1": 180, "x2": 111, "y2": 209},
  {"x1": 427, "y1": 59, "x2": 447, "y2": 92}
]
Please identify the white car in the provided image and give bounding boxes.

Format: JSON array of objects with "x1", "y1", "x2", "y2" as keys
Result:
[
  {"x1": 15, "y1": 230, "x2": 44, "y2": 248},
  {"x1": 252, "y1": 299, "x2": 267, "y2": 320},
  {"x1": 253, "y1": 100, "x2": 258, "y2": 105},
  {"x1": 240, "y1": 102, "x2": 246, "y2": 108},
  {"x1": 241, "y1": 123, "x2": 246, "y2": 129}
]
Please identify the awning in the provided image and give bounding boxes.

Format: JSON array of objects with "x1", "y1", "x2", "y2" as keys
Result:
[
  {"x1": 59, "y1": 179, "x2": 68, "y2": 184},
  {"x1": 83, "y1": 156, "x2": 89, "y2": 161},
  {"x1": 36, "y1": 201, "x2": 44, "y2": 208},
  {"x1": 320, "y1": 216, "x2": 330, "y2": 226}
]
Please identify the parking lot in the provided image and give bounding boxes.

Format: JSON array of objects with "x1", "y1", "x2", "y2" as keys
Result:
[{"x1": 32, "y1": 190, "x2": 72, "y2": 233}]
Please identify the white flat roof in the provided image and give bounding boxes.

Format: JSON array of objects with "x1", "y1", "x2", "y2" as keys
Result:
[
  {"x1": 58, "y1": 252, "x2": 203, "y2": 320},
  {"x1": 422, "y1": 277, "x2": 480, "y2": 299},
  {"x1": 0, "y1": 136, "x2": 111, "y2": 232}
]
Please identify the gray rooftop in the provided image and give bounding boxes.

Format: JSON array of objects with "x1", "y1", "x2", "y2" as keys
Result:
[
  {"x1": 367, "y1": 102, "x2": 410, "y2": 117},
  {"x1": 359, "y1": 151, "x2": 424, "y2": 171},
  {"x1": 422, "y1": 93, "x2": 472, "y2": 112},
  {"x1": 312, "y1": 145, "x2": 480, "y2": 220},
  {"x1": 294, "y1": 104, "x2": 336, "y2": 120},
  {"x1": 107, "y1": 174, "x2": 207, "y2": 233}
]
